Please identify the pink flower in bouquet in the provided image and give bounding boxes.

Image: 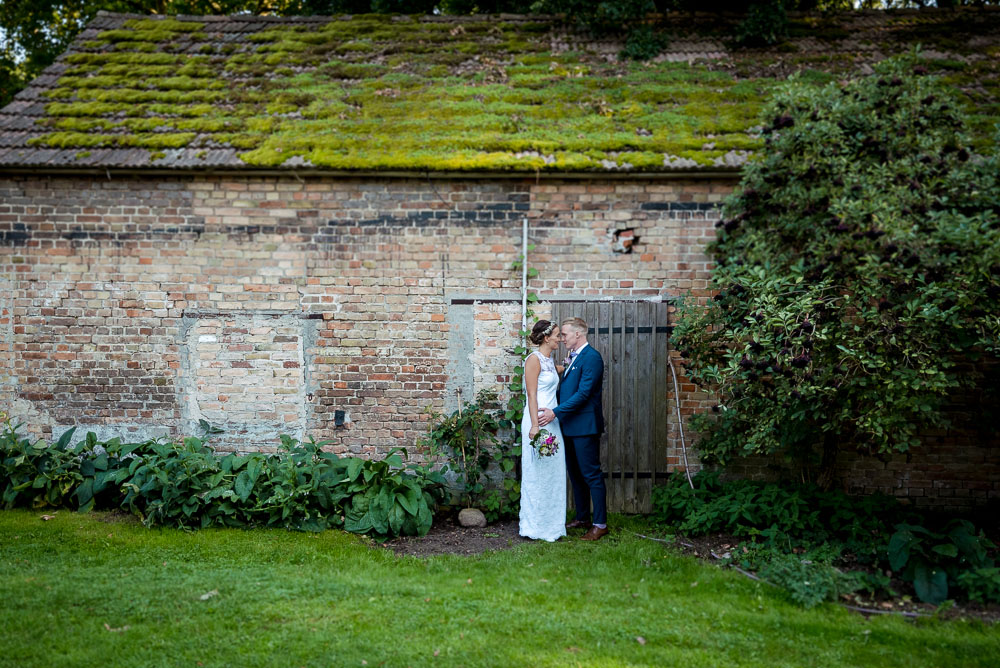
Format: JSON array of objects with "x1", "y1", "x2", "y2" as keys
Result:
[{"x1": 532, "y1": 428, "x2": 559, "y2": 458}]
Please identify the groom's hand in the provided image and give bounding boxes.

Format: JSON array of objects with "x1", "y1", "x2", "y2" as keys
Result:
[{"x1": 538, "y1": 408, "x2": 555, "y2": 426}]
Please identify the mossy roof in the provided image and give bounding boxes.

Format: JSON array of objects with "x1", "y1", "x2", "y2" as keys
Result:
[{"x1": 1, "y1": 9, "x2": 998, "y2": 174}]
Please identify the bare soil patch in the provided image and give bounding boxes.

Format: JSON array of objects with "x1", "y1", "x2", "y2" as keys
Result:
[{"x1": 381, "y1": 516, "x2": 532, "y2": 557}]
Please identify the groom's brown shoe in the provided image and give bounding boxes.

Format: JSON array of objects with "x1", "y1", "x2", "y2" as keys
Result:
[
  {"x1": 580, "y1": 526, "x2": 609, "y2": 541},
  {"x1": 565, "y1": 519, "x2": 591, "y2": 530}
]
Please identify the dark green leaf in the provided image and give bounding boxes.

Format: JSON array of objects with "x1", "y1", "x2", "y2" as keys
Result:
[
  {"x1": 913, "y1": 563, "x2": 949, "y2": 605},
  {"x1": 55, "y1": 428, "x2": 76, "y2": 449},
  {"x1": 931, "y1": 543, "x2": 958, "y2": 558},
  {"x1": 234, "y1": 471, "x2": 253, "y2": 502},
  {"x1": 346, "y1": 458, "x2": 363, "y2": 482},
  {"x1": 75, "y1": 479, "x2": 94, "y2": 509},
  {"x1": 888, "y1": 529, "x2": 914, "y2": 572}
]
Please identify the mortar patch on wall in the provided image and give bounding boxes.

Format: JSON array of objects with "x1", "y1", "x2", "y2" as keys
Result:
[{"x1": 182, "y1": 314, "x2": 308, "y2": 451}]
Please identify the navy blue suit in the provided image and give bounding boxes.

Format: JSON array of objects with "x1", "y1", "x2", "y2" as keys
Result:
[{"x1": 554, "y1": 343, "x2": 607, "y2": 526}]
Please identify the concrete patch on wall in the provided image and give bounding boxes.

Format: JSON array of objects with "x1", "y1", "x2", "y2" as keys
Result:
[
  {"x1": 0, "y1": 269, "x2": 15, "y2": 425},
  {"x1": 471, "y1": 300, "x2": 552, "y2": 404},
  {"x1": 180, "y1": 313, "x2": 310, "y2": 452},
  {"x1": 444, "y1": 301, "x2": 474, "y2": 414}
]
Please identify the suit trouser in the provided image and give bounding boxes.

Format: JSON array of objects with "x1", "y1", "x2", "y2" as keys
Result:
[{"x1": 564, "y1": 434, "x2": 607, "y2": 526}]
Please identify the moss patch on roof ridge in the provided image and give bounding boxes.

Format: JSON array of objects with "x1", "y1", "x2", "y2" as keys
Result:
[{"x1": 18, "y1": 11, "x2": 1000, "y2": 171}]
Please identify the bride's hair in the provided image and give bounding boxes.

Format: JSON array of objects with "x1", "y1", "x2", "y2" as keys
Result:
[{"x1": 529, "y1": 320, "x2": 557, "y2": 345}]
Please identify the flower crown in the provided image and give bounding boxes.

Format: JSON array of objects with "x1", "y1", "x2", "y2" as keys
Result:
[{"x1": 541, "y1": 322, "x2": 556, "y2": 337}]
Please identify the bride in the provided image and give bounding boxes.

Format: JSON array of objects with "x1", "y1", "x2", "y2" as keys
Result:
[{"x1": 519, "y1": 320, "x2": 567, "y2": 542}]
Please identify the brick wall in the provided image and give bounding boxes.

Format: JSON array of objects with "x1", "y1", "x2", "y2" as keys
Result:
[
  {"x1": 722, "y1": 369, "x2": 1000, "y2": 514},
  {"x1": 0, "y1": 174, "x2": 724, "y2": 456},
  {"x1": 1, "y1": 173, "x2": 995, "y2": 510}
]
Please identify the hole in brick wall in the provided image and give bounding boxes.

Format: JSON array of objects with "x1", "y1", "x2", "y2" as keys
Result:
[{"x1": 612, "y1": 228, "x2": 639, "y2": 254}]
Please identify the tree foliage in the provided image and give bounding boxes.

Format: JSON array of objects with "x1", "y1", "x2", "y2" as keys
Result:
[{"x1": 672, "y1": 55, "x2": 1000, "y2": 478}]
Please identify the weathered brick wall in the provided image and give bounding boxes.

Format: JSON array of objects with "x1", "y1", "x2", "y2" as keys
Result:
[
  {"x1": 723, "y1": 428, "x2": 1000, "y2": 515},
  {"x1": 1, "y1": 173, "x2": 995, "y2": 511},
  {"x1": 0, "y1": 174, "x2": 724, "y2": 457}
]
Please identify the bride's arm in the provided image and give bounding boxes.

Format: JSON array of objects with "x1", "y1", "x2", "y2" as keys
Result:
[{"x1": 524, "y1": 355, "x2": 541, "y2": 439}]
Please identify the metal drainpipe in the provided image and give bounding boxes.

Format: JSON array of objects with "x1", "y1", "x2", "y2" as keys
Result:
[{"x1": 521, "y1": 217, "x2": 528, "y2": 345}]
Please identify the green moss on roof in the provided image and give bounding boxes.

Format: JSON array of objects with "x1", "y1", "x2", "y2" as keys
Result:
[{"x1": 17, "y1": 12, "x2": 1000, "y2": 171}]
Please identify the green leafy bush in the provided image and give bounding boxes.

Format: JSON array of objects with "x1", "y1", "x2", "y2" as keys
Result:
[
  {"x1": 651, "y1": 470, "x2": 895, "y2": 556},
  {"x1": 653, "y1": 471, "x2": 998, "y2": 606},
  {"x1": 532, "y1": 0, "x2": 656, "y2": 37},
  {"x1": 1, "y1": 414, "x2": 445, "y2": 540},
  {"x1": 620, "y1": 25, "x2": 669, "y2": 61},
  {"x1": 726, "y1": 541, "x2": 865, "y2": 608},
  {"x1": 531, "y1": 0, "x2": 666, "y2": 61},
  {"x1": 851, "y1": 570, "x2": 898, "y2": 600},
  {"x1": 956, "y1": 567, "x2": 1000, "y2": 605},
  {"x1": 888, "y1": 520, "x2": 995, "y2": 604},
  {"x1": 420, "y1": 389, "x2": 519, "y2": 521},
  {"x1": 1, "y1": 426, "x2": 85, "y2": 509},
  {"x1": 734, "y1": 0, "x2": 788, "y2": 47},
  {"x1": 672, "y1": 54, "x2": 1000, "y2": 478},
  {"x1": 758, "y1": 552, "x2": 860, "y2": 609},
  {"x1": 342, "y1": 449, "x2": 445, "y2": 539}
]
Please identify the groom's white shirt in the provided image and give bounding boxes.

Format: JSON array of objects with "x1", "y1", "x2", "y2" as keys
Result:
[{"x1": 563, "y1": 341, "x2": 589, "y2": 377}]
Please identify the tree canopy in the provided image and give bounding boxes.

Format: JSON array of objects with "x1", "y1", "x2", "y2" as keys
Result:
[{"x1": 672, "y1": 55, "x2": 1000, "y2": 483}]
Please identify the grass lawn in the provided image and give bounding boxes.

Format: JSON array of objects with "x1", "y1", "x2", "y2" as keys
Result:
[{"x1": 1, "y1": 510, "x2": 997, "y2": 668}]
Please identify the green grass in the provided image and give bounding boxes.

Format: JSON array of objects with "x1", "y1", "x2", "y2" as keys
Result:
[{"x1": 1, "y1": 511, "x2": 997, "y2": 668}]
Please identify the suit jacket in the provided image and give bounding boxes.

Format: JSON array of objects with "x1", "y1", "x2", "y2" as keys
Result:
[{"x1": 554, "y1": 344, "x2": 605, "y2": 437}]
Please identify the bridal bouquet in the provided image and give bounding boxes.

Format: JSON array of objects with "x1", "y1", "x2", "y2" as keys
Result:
[{"x1": 531, "y1": 429, "x2": 559, "y2": 458}]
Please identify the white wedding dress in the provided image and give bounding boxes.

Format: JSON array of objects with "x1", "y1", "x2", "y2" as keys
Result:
[{"x1": 519, "y1": 351, "x2": 567, "y2": 542}]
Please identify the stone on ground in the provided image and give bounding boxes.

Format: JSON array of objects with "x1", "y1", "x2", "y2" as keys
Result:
[{"x1": 458, "y1": 508, "x2": 487, "y2": 528}]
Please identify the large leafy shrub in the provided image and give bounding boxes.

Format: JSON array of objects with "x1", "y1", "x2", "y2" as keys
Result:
[
  {"x1": 757, "y1": 552, "x2": 861, "y2": 609},
  {"x1": 420, "y1": 389, "x2": 519, "y2": 521},
  {"x1": 653, "y1": 471, "x2": 998, "y2": 605},
  {"x1": 1, "y1": 414, "x2": 445, "y2": 540},
  {"x1": 652, "y1": 470, "x2": 896, "y2": 559},
  {"x1": 1, "y1": 426, "x2": 86, "y2": 509},
  {"x1": 672, "y1": 55, "x2": 1000, "y2": 479},
  {"x1": 888, "y1": 520, "x2": 995, "y2": 604},
  {"x1": 956, "y1": 567, "x2": 1000, "y2": 605},
  {"x1": 342, "y1": 449, "x2": 443, "y2": 537}
]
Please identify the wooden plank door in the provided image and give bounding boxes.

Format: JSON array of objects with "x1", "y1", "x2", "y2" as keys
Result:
[{"x1": 551, "y1": 300, "x2": 671, "y2": 513}]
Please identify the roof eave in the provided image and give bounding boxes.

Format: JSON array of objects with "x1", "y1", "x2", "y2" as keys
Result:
[{"x1": 0, "y1": 166, "x2": 744, "y2": 180}]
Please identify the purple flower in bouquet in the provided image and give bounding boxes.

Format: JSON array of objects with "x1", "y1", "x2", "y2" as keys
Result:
[{"x1": 531, "y1": 428, "x2": 559, "y2": 458}]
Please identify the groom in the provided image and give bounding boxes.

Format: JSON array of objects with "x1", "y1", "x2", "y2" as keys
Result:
[{"x1": 538, "y1": 317, "x2": 608, "y2": 541}]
